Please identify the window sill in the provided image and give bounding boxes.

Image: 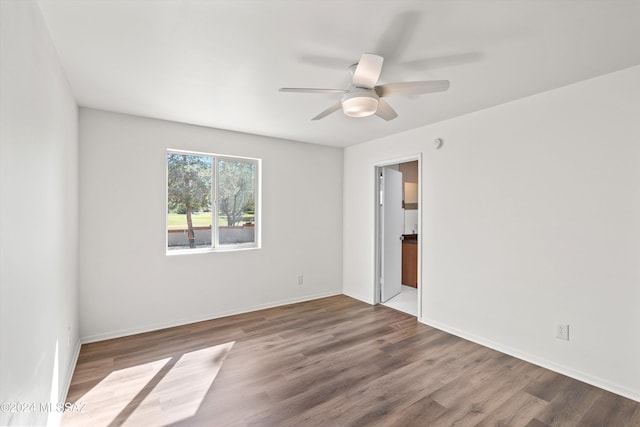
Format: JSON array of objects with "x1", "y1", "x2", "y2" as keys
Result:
[{"x1": 166, "y1": 244, "x2": 260, "y2": 256}]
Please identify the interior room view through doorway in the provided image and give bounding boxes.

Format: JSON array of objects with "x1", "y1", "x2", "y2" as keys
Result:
[{"x1": 375, "y1": 156, "x2": 420, "y2": 317}]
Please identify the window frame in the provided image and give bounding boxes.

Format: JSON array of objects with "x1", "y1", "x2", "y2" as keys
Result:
[{"x1": 166, "y1": 149, "x2": 261, "y2": 255}]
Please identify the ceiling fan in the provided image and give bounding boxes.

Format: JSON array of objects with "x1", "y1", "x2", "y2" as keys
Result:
[{"x1": 279, "y1": 53, "x2": 450, "y2": 121}]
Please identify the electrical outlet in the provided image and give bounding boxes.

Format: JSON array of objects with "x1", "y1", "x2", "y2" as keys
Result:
[
  {"x1": 297, "y1": 275, "x2": 304, "y2": 285},
  {"x1": 556, "y1": 324, "x2": 569, "y2": 341}
]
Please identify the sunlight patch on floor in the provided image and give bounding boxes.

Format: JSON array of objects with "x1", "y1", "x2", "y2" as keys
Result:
[
  {"x1": 123, "y1": 342, "x2": 234, "y2": 426},
  {"x1": 63, "y1": 357, "x2": 171, "y2": 426},
  {"x1": 63, "y1": 341, "x2": 235, "y2": 426}
]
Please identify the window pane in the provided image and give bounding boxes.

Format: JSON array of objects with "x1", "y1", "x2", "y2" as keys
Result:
[
  {"x1": 217, "y1": 159, "x2": 256, "y2": 245},
  {"x1": 167, "y1": 153, "x2": 213, "y2": 250}
]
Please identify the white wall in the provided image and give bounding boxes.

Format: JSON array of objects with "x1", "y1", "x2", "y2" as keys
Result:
[
  {"x1": 79, "y1": 109, "x2": 343, "y2": 341},
  {"x1": 343, "y1": 65, "x2": 640, "y2": 401},
  {"x1": 0, "y1": 2, "x2": 79, "y2": 426}
]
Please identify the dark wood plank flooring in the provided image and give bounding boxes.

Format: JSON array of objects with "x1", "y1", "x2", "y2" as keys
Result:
[{"x1": 62, "y1": 295, "x2": 640, "y2": 426}]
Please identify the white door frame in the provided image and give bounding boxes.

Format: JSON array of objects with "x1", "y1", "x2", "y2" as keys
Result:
[{"x1": 374, "y1": 153, "x2": 422, "y2": 319}]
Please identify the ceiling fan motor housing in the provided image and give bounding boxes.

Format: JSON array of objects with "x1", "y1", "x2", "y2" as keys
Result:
[{"x1": 341, "y1": 87, "x2": 379, "y2": 117}]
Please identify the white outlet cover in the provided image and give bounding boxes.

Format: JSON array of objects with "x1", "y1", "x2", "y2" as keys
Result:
[{"x1": 556, "y1": 324, "x2": 570, "y2": 340}]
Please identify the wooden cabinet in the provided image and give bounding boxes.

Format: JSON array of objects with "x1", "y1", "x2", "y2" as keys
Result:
[{"x1": 402, "y1": 235, "x2": 418, "y2": 288}]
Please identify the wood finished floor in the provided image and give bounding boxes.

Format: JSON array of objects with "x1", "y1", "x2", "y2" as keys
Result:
[{"x1": 62, "y1": 295, "x2": 640, "y2": 427}]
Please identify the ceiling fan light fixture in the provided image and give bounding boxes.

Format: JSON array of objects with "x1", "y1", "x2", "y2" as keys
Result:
[{"x1": 341, "y1": 88, "x2": 379, "y2": 118}]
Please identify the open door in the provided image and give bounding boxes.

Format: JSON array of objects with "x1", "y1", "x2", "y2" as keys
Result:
[{"x1": 380, "y1": 167, "x2": 403, "y2": 302}]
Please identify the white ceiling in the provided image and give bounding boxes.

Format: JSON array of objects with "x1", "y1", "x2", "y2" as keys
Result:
[{"x1": 38, "y1": 0, "x2": 640, "y2": 147}]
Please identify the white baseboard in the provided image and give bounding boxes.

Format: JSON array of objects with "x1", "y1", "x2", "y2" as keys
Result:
[
  {"x1": 62, "y1": 340, "x2": 81, "y2": 401},
  {"x1": 47, "y1": 340, "x2": 81, "y2": 426},
  {"x1": 420, "y1": 316, "x2": 640, "y2": 404},
  {"x1": 81, "y1": 290, "x2": 342, "y2": 344},
  {"x1": 341, "y1": 290, "x2": 374, "y2": 305}
]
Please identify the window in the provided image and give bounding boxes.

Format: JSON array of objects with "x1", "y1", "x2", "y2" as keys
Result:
[{"x1": 167, "y1": 150, "x2": 260, "y2": 252}]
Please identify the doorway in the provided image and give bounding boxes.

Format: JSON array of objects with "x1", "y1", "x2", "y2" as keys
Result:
[{"x1": 374, "y1": 155, "x2": 421, "y2": 318}]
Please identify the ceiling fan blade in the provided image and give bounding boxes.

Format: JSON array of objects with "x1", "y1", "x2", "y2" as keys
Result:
[
  {"x1": 352, "y1": 53, "x2": 384, "y2": 88},
  {"x1": 375, "y1": 80, "x2": 450, "y2": 97},
  {"x1": 298, "y1": 54, "x2": 352, "y2": 70},
  {"x1": 312, "y1": 102, "x2": 343, "y2": 121},
  {"x1": 375, "y1": 99, "x2": 398, "y2": 121},
  {"x1": 402, "y1": 52, "x2": 483, "y2": 70},
  {"x1": 375, "y1": 11, "x2": 421, "y2": 61},
  {"x1": 279, "y1": 88, "x2": 347, "y2": 94}
]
